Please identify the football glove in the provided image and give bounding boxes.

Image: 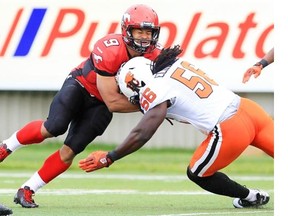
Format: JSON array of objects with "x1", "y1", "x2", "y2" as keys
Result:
[
  {"x1": 242, "y1": 63, "x2": 263, "y2": 83},
  {"x1": 78, "y1": 151, "x2": 113, "y2": 172}
]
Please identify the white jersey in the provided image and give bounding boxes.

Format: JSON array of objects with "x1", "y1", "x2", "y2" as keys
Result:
[{"x1": 139, "y1": 59, "x2": 239, "y2": 134}]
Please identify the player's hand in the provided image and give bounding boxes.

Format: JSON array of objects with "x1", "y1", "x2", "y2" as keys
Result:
[
  {"x1": 78, "y1": 151, "x2": 113, "y2": 172},
  {"x1": 242, "y1": 64, "x2": 262, "y2": 83}
]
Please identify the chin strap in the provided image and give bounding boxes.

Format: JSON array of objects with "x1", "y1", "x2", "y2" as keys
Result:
[{"x1": 165, "y1": 118, "x2": 174, "y2": 125}]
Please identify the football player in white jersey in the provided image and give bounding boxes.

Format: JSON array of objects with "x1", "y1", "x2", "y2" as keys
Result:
[{"x1": 79, "y1": 45, "x2": 274, "y2": 208}]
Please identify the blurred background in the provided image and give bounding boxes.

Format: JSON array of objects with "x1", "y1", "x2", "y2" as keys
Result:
[{"x1": 0, "y1": 0, "x2": 273, "y2": 149}]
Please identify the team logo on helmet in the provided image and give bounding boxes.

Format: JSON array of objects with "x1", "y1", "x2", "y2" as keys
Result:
[{"x1": 117, "y1": 56, "x2": 153, "y2": 100}]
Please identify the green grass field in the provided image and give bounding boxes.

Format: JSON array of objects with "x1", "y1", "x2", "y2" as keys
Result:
[{"x1": 0, "y1": 142, "x2": 274, "y2": 216}]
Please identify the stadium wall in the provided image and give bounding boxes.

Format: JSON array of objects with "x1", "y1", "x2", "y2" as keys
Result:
[{"x1": 0, "y1": 91, "x2": 273, "y2": 149}]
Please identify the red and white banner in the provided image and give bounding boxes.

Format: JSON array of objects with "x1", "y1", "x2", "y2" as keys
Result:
[{"x1": 0, "y1": 0, "x2": 273, "y2": 92}]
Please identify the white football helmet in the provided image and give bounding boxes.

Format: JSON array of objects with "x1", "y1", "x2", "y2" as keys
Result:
[{"x1": 117, "y1": 56, "x2": 153, "y2": 103}]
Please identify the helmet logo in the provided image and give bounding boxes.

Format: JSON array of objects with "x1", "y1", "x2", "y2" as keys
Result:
[
  {"x1": 125, "y1": 71, "x2": 141, "y2": 93},
  {"x1": 122, "y1": 13, "x2": 131, "y2": 25}
]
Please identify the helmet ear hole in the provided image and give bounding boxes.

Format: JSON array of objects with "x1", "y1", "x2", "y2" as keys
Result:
[{"x1": 117, "y1": 57, "x2": 153, "y2": 100}]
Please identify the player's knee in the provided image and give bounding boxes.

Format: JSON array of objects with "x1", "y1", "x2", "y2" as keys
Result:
[
  {"x1": 60, "y1": 145, "x2": 76, "y2": 163},
  {"x1": 44, "y1": 120, "x2": 68, "y2": 137}
]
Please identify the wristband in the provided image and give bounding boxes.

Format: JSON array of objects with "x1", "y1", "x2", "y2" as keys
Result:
[
  {"x1": 254, "y1": 59, "x2": 269, "y2": 68},
  {"x1": 107, "y1": 151, "x2": 119, "y2": 162}
]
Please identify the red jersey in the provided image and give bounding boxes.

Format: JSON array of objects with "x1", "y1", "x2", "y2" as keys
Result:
[{"x1": 72, "y1": 34, "x2": 161, "y2": 101}]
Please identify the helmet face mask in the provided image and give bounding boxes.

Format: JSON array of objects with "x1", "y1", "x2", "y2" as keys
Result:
[
  {"x1": 117, "y1": 57, "x2": 153, "y2": 101},
  {"x1": 121, "y1": 4, "x2": 160, "y2": 53}
]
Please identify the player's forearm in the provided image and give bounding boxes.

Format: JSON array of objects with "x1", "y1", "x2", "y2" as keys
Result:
[
  {"x1": 105, "y1": 96, "x2": 139, "y2": 113},
  {"x1": 263, "y1": 48, "x2": 274, "y2": 64},
  {"x1": 108, "y1": 106, "x2": 166, "y2": 161},
  {"x1": 108, "y1": 131, "x2": 147, "y2": 161},
  {"x1": 97, "y1": 74, "x2": 139, "y2": 112},
  {"x1": 255, "y1": 48, "x2": 274, "y2": 68}
]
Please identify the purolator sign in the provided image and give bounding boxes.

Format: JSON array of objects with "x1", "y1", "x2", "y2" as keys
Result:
[{"x1": 0, "y1": 0, "x2": 273, "y2": 92}]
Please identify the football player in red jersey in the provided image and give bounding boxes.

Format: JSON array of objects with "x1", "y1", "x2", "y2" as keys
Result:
[{"x1": 0, "y1": 4, "x2": 162, "y2": 208}]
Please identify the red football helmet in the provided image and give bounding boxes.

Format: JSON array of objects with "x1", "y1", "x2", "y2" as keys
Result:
[{"x1": 121, "y1": 4, "x2": 160, "y2": 53}]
